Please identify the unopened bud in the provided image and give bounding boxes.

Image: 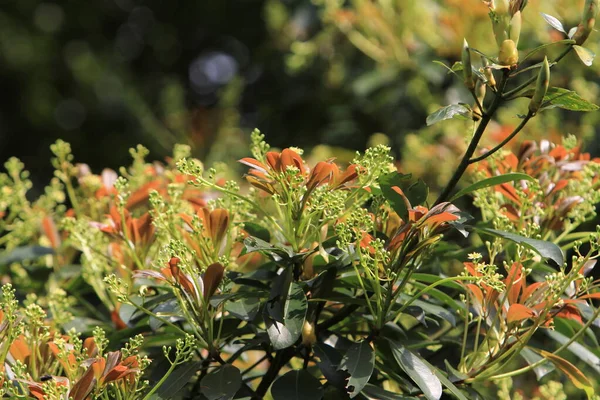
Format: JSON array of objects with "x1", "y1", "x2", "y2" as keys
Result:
[
  {"x1": 573, "y1": 0, "x2": 598, "y2": 45},
  {"x1": 529, "y1": 57, "x2": 550, "y2": 115},
  {"x1": 473, "y1": 80, "x2": 487, "y2": 120},
  {"x1": 509, "y1": 0, "x2": 528, "y2": 17},
  {"x1": 301, "y1": 321, "x2": 317, "y2": 346},
  {"x1": 482, "y1": 57, "x2": 497, "y2": 88},
  {"x1": 498, "y1": 39, "x2": 519, "y2": 66},
  {"x1": 509, "y1": 11, "x2": 522, "y2": 47},
  {"x1": 462, "y1": 39, "x2": 475, "y2": 90}
]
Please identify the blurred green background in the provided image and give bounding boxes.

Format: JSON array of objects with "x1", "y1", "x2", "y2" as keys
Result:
[{"x1": 1, "y1": 0, "x2": 599, "y2": 193}]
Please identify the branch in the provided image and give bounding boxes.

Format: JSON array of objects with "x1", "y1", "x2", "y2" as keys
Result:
[{"x1": 468, "y1": 112, "x2": 533, "y2": 164}]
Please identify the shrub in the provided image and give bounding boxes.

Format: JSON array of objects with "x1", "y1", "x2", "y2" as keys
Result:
[{"x1": 1, "y1": 1, "x2": 600, "y2": 399}]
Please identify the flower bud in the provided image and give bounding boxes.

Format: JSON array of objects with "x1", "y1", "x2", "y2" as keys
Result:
[
  {"x1": 509, "y1": 0, "x2": 527, "y2": 17},
  {"x1": 573, "y1": 0, "x2": 598, "y2": 45},
  {"x1": 482, "y1": 57, "x2": 496, "y2": 88},
  {"x1": 498, "y1": 39, "x2": 519, "y2": 66},
  {"x1": 529, "y1": 57, "x2": 550, "y2": 115},
  {"x1": 301, "y1": 321, "x2": 317, "y2": 346},
  {"x1": 509, "y1": 11, "x2": 522, "y2": 47},
  {"x1": 462, "y1": 39, "x2": 475, "y2": 90},
  {"x1": 472, "y1": 80, "x2": 487, "y2": 121}
]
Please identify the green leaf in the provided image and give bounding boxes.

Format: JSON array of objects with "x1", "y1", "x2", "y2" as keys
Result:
[
  {"x1": 0, "y1": 245, "x2": 54, "y2": 266},
  {"x1": 200, "y1": 365, "x2": 242, "y2": 400},
  {"x1": 450, "y1": 173, "x2": 535, "y2": 202},
  {"x1": 540, "y1": 350, "x2": 595, "y2": 399},
  {"x1": 314, "y1": 343, "x2": 349, "y2": 390},
  {"x1": 388, "y1": 339, "x2": 443, "y2": 400},
  {"x1": 519, "y1": 87, "x2": 599, "y2": 112},
  {"x1": 540, "y1": 13, "x2": 566, "y2": 33},
  {"x1": 338, "y1": 341, "x2": 375, "y2": 398},
  {"x1": 379, "y1": 172, "x2": 428, "y2": 221},
  {"x1": 264, "y1": 281, "x2": 307, "y2": 350},
  {"x1": 540, "y1": 87, "x2": 599, "y2": 112},
  {"x1": 419, "y1": 358, "x2": 469, "y2": 400},
  {"x1": 426, "y1": 104, "x2": 470, "y2": 126},
  {"x1": 359, "y1": 384, "x2": 415, "y2": 399},
  {"x1": 225, "y1": 296, "x2": 261, "y2": 321},
  {"x1": 242, "y1": 222, "x2": 271, "y2": 242},
  {"x1": 476, "y1": 228, "x2": 564, "y2": 266},
  {"x1": 271, "y1": 370, "x2": 323, "y2": 400},
  {"x1": 573, "y1": 45, "x2": 595, "y2": 67},
  {"x1": 157, "y1": 361, "x2": 202, "y2": 398}
]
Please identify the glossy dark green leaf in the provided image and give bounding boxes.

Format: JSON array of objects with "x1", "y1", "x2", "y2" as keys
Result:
[
  {"x1": 476, "y1": 228, "x2": 564, "y2": 266},
  {"x1": 242, "y1": 222, "x2": 271, "y2": 242},
  {"x1": 200, "y1": 365, "x2": 242, "y2": 400},
  {"x1": 156, "y1": 361, "x2": 202, "y2": 398},
  {"x1": 225, "y1": 296, "x2": 261, "y2": 321},
  {"x1": 0, "y1": 245, "x2": 54, "y2": 265},
  {"x1": 426, "y1": 104, "x2": 470, "y2": 126},
  {"x1": 388, "y1": 340, "x2": 442, "y2": 400},
  {"x1": 265, "y1": 281, "x2": 307, "y2": 350},
  {"x1": 243, "y1": 236, "x2": 292, "y2": 260},
  {"x1": 519, "y1": 87, "x2": 600, "y2": 112},
  {"x1": 449, "y1": 173, "x2": 535, "y2": 202},
  {"x1": 338, "y1": 341, "x2": 375, "y2": 398},
  {"x1": 271, "y1": 370, "x2": 323, "y2": 400},
  {"x1": 313, "y1": 343, "x2": 348, "y2": 390},
  {"x1": 419, "y1": 358, "x2": 469, "y2": 400}
]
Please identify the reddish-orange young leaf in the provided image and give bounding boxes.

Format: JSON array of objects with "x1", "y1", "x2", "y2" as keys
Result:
[
  {"x1": 203, "y1": 263, "x2": 225, "y2": 300},
  {"x1": 333, "y1": 164, "x2": 358, "y2": 187},
  {"x1": 466, "y1": 284, "x2": 485, "y2": 315},
  {"x1": 83, "y1": 337, "x2": 98, "y2": 358},
  {"x1": 266, "y1": 151, "x2": 281, "y2": 172},
  {"x1": 554, "y1": 304, "x2": 583, "y2": 324},
  {"x1": 238, "y1": 157, "x2": 268, "y2": 174},
  {"x1": 578, "y1": 292, "x2": 600, "y2": 300},
  {"x1": 507, "y1": 303, "x2": 535, "y2": 324},
  {"x1": 280, "y1": 149, "x2": 306, "y2": 175},
  {"x1": 521, "y1": 281, "x2": 546, "y2": 301},
  {"x1": 496, "y1": 183, "x2": 520, "y2": 203},
  {"x1": 126, "y1": 180, "x2": 161, "y2": 209},
  {"x1": 104, "y1": 364, "x2": 130, "y2": 383},
  {"x1": 69, "y1": 366, "x2": 96, "y2": 400},
  {"x1": 209, "y1": 209, "x2": 229, "y2": 245},
  {"x1": 424, "y1": 212, "x2": 459, "y2": 227},
  {"x1": 41, "y1": 216, "x2": 61, "y2": 249},
  {"x1": 506, "y1": 263, "x2": 524, "y2": 305},
  {"x1": 307, "y1": 161, "x2": 334, "y2": 191},
  {"x1": 540, "y1": 350, "x2": 595, "y2": 398},
  {"x1": 28, "y1": 384, "x2": 46, "y2": 400},
  {"x1": 246, "y1": 176, "x2": 276, "y2": 195},
  {"x1": 550, "y1": 179, "x2": 569, "y2": 195},
  {"x1": 9, "y1": 337, "x2": 31, "y2": 362}
]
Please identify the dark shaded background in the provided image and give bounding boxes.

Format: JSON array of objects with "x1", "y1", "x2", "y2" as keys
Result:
[{"x1": 1, "y1": 0, "x2": 599, "y2": 193}]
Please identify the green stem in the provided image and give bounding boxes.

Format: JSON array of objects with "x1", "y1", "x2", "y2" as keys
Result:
[
  {"x1": 488, "y1": 303, "x2": 600, "y2": 381},
  {"x1": 503, "y1": 45, "x2": 573, "y2": 99},
  {"x1": 142, "y1": 359, "x2": 179, "y2": 400},
  {"x1": 434, "y1": 70, "x2": 509, "y2": 206},
  {"x1": 468, "y1": 112, "x2": 533, "y2": 164}
]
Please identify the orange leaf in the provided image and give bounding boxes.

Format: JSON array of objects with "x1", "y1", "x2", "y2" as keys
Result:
[
  {"x1": 69, "y1": 365, "x2": 97, "y2": 400},
  {"x1": 540, "y1": 350, "x2": 595, "y2": 398},
  {"x1": 203, "y1": 263, "x2": 225, "y2": 300},
  {"x1": 507, "y1": 303, "x2": 534, "y2": 324}
]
